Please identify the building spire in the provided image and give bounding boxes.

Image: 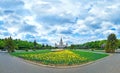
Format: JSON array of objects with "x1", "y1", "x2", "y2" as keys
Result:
[
  {"x1": 55, "y1": 37, "x2": 67, "y2": 49},
  {"x1": 60, "y1": 37, "x2": 62, "y2": 42},
  {"x1": 60, "y1": 37, "x2": 63, "y2": 45}
]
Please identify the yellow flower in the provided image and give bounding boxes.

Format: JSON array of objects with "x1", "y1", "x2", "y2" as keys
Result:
[{"x1": 20, "y1": 50, "x2": 87, "y2": 65}]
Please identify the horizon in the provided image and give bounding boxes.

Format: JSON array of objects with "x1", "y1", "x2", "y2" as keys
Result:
[
  {"x1": 0, "y1": 0, "x2": 120, "y2": 45},
  {"x1": 0, "y1": 36, "x2": 107, "y2": 46}
]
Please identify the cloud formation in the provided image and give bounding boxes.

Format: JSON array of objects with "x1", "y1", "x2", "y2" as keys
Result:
[{"x1": 0, "y1": 0, "x2": 120, "y2": 45}]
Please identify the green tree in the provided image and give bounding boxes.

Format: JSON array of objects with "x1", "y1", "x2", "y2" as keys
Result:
[
  {"x1": 70, "y1": 44, "x2": 75, "y2": 49},
  {"x1": 42, "y1": 44, "x2": 45, "y2": 49},
  {"x1": 118, "y1": 40, "x2": 120, "y2": 48},
  {"x1": 0, "y1": 40, "x2": 5, "y2": 50},
  {"x1": 5, "y1": 37, "x2": 15, "y2": 53},
  {"x1": 105, "y1": 33, "x2": 118, "y2": 53},
  {"x1": 34, "y1": 40, "x2": 37, "y2": 49}
]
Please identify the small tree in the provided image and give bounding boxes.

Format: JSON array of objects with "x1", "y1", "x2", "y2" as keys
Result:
[
  {"x1": 105, "y1": 33, "x2": 118, "y2": 53},
  {"x1": 0, "y1": 40, "x2": 5, "y2": 50},
  {"x1": 41, "y1": 44, "x2": 45, "y2": 49},
  {"x1": 70, "y1": 44, "x2": 75, "y2": 49},
  {"x1": 33, "y1": 40, "x2": 37, "y2": 51},
  {"x1": 5, "y1": 37, "x2": 15, "y2": 53}
]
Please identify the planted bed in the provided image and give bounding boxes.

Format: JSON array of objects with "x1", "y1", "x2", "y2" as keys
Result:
[{"x1": 11, "y1": 50, "x2": 108, "y2": 66}]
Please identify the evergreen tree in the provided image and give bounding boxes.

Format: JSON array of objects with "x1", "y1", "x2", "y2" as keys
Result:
[
  {"x1": 105, "y1": 33, "x2": 118, "y2": 53},
  {"x1": 34, "y1": 40, "x2": 37, "y2": 49},
  {"x1": 42, "y1": 44, "x2": 45, "y2": 49}
]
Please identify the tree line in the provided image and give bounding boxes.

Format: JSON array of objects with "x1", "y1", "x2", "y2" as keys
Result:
[
  {"x1": 0, "y1": 37, "x2": 53, "y2": 52},
  {"x1": 69, "y1": 40, "x2": 106, "y2": 50},
  {"x1": 69, "y1": 33, "x2": 119, "y2": 53},
  {"x1": 0, "y1": 33, "x2": 119, "y2": 53}
]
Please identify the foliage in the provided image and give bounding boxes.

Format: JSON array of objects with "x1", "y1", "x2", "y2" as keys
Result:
[
  {"x1": 117, "y1": 40, "x2": 120, "y2": 48},
  {"x1": 0, "y1": 39, "x2": 5, "y2": 49},
  {"x1": 34, "y1": 40, "x2": 37, "y2": 48},
  {"x1": 69, "y1": 40, "x2": 106, "y2": 50},
  {"x1": 11, "y1": 50, "x2": 108, "y2": 66},
  {"x1": 0, "y1": 38, "x2": 54, "y2": 51},
  {"x1": 105, "y1": 33, "x2": 118, "y2": 53},
  {"x1": 4, "y1": 37, "x2": 15, "y2": 52}
]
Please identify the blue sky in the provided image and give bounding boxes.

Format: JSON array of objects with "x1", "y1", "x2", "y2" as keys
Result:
[{"x1": 0, "y1": 0, "x2": 120, "y2": 45}]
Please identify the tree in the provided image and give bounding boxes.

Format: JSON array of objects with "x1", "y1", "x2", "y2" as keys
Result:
[
  {"x1": 41, "y1": 44, "x2": 45, "y2": 49},
  {"x1": 70, "y1": 44, "x2": 75, "y2": 49},
  {"x1": 5, "y1": 37, "x2": 15, "y2": 53},
  {"x1": 33, "y1": 40, "x2": 37, "y2": 49},
  {"x1": 105, "y1": 33, "x2": 118, "y2": 53},
  {"x1": 0, "y1": 40, "x2": 5, "y2": 50}
]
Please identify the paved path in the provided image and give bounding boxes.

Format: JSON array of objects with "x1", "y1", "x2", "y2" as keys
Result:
[{"x1": 0, "y1": 52, "x2": 120, "y2": 73}]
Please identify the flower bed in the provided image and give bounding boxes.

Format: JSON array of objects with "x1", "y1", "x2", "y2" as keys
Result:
[{"x1": 11, "y1": 50, "x2": 108, "y2": 66}]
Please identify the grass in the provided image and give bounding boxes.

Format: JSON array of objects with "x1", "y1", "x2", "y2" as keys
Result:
[
  {"x1": 71, "y1": 50, "x2": 108, "y2": 61},
  {"x1": 11, "y1": 50, "x2": 50, "y2": 56},
  {"x1": 11, "y1": 49, "x2": 108, "y2": 66}
]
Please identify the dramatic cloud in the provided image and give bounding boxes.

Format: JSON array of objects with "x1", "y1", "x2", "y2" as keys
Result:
[{"x1": 0, "y1": 0, "x2": 120, "y2": 45}]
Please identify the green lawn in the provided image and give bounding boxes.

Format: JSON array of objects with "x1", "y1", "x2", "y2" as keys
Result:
[
  {"x1": 11, "y1": 50, "x2": 50, "y2": 56},
  {"x1": 11, "y1": 49, "x2": 108, "y2": 66},
  {"x1": 71, "y1": 50, "x2": 108, "y2": 61}
]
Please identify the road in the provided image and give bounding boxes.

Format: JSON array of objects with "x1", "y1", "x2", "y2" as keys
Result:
[{"x1": 0, "y1": 51, "x2": 120, "y2": 73}]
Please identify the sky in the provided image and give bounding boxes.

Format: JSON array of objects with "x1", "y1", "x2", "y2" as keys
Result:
[{"x1": 0, "y1": 0, "x2": 120, "y2": 45}]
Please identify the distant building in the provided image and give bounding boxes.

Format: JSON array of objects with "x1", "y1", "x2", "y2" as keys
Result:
[{"x1": 55, "y1": 38, "x2": 67, "y2": 49}]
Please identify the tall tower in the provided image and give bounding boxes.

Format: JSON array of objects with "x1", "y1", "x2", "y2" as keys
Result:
[{"x1": 55, "y1": 38, "x2": 67, "y2": 49}]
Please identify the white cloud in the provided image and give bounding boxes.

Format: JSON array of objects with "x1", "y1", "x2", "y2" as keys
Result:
[{"x1": 0, "y1": 0, "x2": 120, "y2": 45}]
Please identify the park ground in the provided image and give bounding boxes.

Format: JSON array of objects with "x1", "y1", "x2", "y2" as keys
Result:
[{"x1": 0, "y1": 49, "x2": 120, "y2": 73}]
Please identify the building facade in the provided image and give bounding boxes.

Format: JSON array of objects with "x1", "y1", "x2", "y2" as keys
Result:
[{"x1": 55, "y1": 38, "x2": 67, "y2": 49}]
